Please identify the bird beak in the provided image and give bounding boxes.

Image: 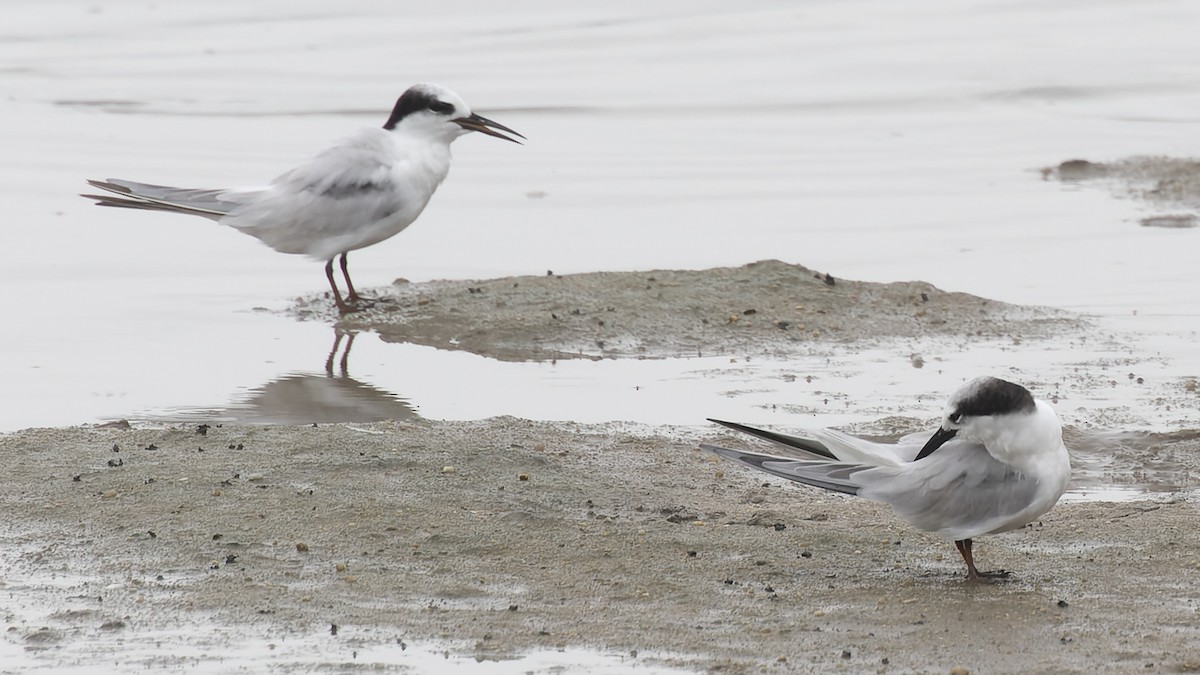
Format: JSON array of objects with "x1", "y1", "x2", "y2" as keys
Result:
[
  {"x1": 453, "y1": 113, "x2": 525, "y2": 144},
  {"x1": 915, "y1": 427, "x2": 958, "y2": 461}
]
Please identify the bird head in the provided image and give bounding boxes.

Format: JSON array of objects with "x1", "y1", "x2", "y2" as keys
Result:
[
  {"x1": 383, "y1": 83, "x2": 524, "y2": 144},
  {"x1": 915, "y1": 377, "x2": 1039, "y2": 461}
]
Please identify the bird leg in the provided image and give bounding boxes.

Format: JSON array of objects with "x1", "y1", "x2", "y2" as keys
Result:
[
  {"x1": 324, "y1": 258, "x2": 355, "y2": 314},
  {"x1": 336, "y1": 253, "x2": 392, "y2": 309},
  {"x1": 954, "y1": 538, "x2": 1010, "y2": 582},
  {"x1": 338, "y1": 253, "x2": 363, "y2": 304}
]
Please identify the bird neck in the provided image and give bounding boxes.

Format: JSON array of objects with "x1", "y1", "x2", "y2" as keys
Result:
[{"x1": 387, "y1": 133, "x2": 453, "y2": 186}]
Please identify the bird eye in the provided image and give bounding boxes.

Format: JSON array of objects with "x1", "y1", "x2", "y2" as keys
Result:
[
  {"x1": 428, "y1": 100, "x2": 455, "y2": 115},
  {"x1": 949, "y1": 412, "x2": 962, "y2": 424}
]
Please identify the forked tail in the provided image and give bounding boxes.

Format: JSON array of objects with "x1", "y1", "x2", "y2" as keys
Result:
[{"x1": 82, "y1": 178, "x2": 244, "y2": 220}]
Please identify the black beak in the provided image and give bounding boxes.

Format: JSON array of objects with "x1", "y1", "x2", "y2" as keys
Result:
[
  {"x1": 915, "y1": 426, "x2": 958, "y2": 461},
  {"x1": 453, "y1": 112, "x2": 525, "y2": 144}
]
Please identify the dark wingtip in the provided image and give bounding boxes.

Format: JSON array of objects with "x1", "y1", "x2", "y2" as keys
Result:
[{"x1": 704, "y1": 418, "x2": 836, "y2": 460}]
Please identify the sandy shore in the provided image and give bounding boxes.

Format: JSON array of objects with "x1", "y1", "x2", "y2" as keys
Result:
[
  {"x1": 2, "y1": 419, "x2": 1198, "y2": 673},
  {"x1": 4, "y1": 260, "x2": 1199, "y2": 673}
]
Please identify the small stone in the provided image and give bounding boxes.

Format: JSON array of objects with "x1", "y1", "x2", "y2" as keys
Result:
[
  {"x1": 335, "y1": 563, "x2": 347, "y2": 573},
  {"x1": 211, "y1": 488, "x2": 222, "y2": 497},
  {"x1": 296, "y1": 542, "x2": 309, "y2": 553},
  {"x1": 441, "y1": 466, "x2": 457, "y2": 474},
  {"x1": 533, "y1": 443, "x2": 545, "y2": 452},
  {"x1": 1057, "y1": 599, "x2": 1069, "y2": 608},
  {"x1": 949, "y1": 668, "x2": 970, "y2": 675},
  {"x1": 841, "y1": 649, "x2": 851, "y2": 659},
  {"x1": 518, "y1": 473, "x2": 530, "y2": 481},
  {"x1": 101, "y1": 490, "x2": 118, "y2": 499},
  {"x1": 246, "y1": 473, "x2": 265, "y2": 482}
]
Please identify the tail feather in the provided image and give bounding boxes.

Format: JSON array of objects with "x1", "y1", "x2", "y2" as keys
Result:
[
  {"x1": 80, "y1": 194, "x2": 175, "y2": 211},
  {"x1": 83, "y1": 178, "x2": 245, "y2": 219},
  {"x1": 702, "y1": 443, "x2": 862, "y2": 495}
]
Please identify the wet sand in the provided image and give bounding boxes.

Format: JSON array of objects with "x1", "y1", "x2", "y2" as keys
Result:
[
  {"x1": 297, "y1": 259, "x2": 1082, "y2": 361},
  {"x1": 5, "y1": 261, "x2": 1200, "y2": 673},
  {"x1": 3, "y1": 419, "x2": 1198, "y2": 673},
  {"x1": 1046, "y1": 157, "x2": 1200, "y2": 229}
]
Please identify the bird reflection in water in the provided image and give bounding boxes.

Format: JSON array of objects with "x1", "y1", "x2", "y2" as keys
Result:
[{"x1": 227, "y1": 328, "x2": 419, "y2": 424}]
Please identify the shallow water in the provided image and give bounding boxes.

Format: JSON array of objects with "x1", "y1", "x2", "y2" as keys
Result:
[{"x1": 3, "y1": 3, "x2": 1200, "y2": 460}]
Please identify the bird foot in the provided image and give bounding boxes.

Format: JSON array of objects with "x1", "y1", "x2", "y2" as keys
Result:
[
  {"x1": 335, "y1": 294, "x2": 395, "y2": 314},
  {"x1": 966, "y1": 569, "x2": 1011, "y2": 584}
]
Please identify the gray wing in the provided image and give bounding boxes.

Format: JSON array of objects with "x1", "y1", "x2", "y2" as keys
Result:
[
  {"x1": 707, "y1": 418, "x2": 913, "y2": 466},
  {"x1": 83, "y1": 179, "x2": 254, "y2": 220},
  {"x1": 704, "y1": 434, "x2": 1044, "y2": 540},
  {"x1": 856, "y1": 440, "x2": 1044, "y2": 540},
  {"x1": 220, "y1": 131, "x2": 413, "y2": 259}
]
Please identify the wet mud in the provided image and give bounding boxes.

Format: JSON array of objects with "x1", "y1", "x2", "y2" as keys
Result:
[
  {"x1": 5, "y1": 261, "x2": 1196, "y2": 673},
  {"x1": 1045, "y1": 157, "x2": 1200, "y2": 228},
  {"x1": 1, "y1": 420, "x2": 1198, "y2": 673},
  {"x1": 293, "y1": 260, "x2": 1083, "y2": 362}
]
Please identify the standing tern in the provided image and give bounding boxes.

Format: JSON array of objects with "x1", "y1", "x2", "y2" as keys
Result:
[
  {"x1": 82, "y1": 83, "x2": 523, "y2": 314},
  {"x1": 703, "y1": 377, "x2": 1071, "y2": 581}
]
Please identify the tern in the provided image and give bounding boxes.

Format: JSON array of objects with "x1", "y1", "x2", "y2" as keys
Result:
[
  {"x1": 82, "y1": 83, "x2": 523, "y2": 314},
  {"x1": 703, "y1": 377, "x2": 1071, "y2": 581}
]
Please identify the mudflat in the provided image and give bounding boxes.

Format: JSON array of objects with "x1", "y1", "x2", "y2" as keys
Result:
[
  {"x1": 2, "y1": 418, "x2": 1197, "y2": 673},
  {"x1": 4, "y1": 261, "x2": 1198, "y2": 673}
]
